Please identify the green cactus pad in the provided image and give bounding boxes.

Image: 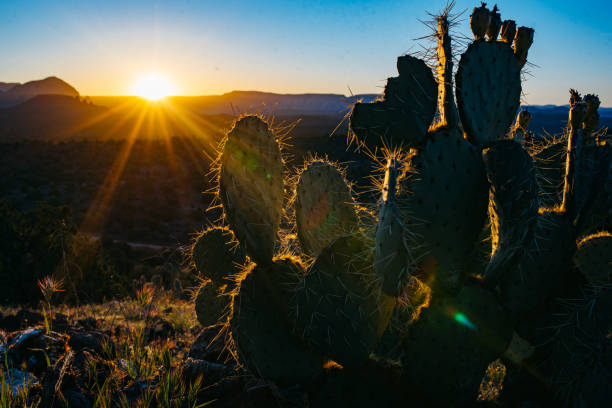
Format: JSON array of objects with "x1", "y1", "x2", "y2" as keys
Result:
[
  {"x1": 295, "y1": 160, "x2": 359, "y2": 257},
  {"x1": 455, "y1": 40, "x2": 522, "y2": 146},
  {"x1": 401, "y1": 283, "x2": 513, "y2": 405},
  {"x1": 374, "y1": 156, "x2": 413, "y2": 296},
  {"x1": 574, "y1": 232, "x2": 612, "y2": 285},
  {"x1": 219, "y1": 115, "x2": 283, "y2": 264},
  {"x1": 549, "y1": 286, "x2": 612, "y2": 406},
  {"x1": 192, "y1": 226, "x2": 246, "y2": 286},
  {"x1": 577, "y1": 145, "x2": 612, "y2": 235},
  {"x1": 482, "y1": 140, "x2": 539, "y2": 286},
  {"x1": 498, "y1": 209, "x2": 576, "y2": 318},
  {"x1": 195, "y1": 280, "x2": 231, "y2": 327},
  {"x1": 533, "y1": 138, "x2": 566, "y2": 207},
  {"x1": 230, "y1": 257, "x2": 324, "y2": 384},
  {"x1": 396, "y1": 128, "x2": 489, "y2": 292},
  {"x1": 350, "y1": 55, "x2": 437, "y2": 149},
  {"x1": 575, "y1": 144, "x2": 612, "y2": 233},
  {"x1": 293, "y1": 234, "x2": 395, "y2": 368}
]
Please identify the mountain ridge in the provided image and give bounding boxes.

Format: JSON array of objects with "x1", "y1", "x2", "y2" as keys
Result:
[{"x1": 0, "y1": 76, "x2": 79, "y2": 107}]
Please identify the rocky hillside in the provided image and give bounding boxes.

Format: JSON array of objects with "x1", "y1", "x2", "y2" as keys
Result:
[{"x1": 0, "y1": 76, "x2": 79, "y2": 107}]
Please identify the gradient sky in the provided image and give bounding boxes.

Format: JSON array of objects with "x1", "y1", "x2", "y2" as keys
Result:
[{"x1": 1, "y1": 0, "x2": 610, "y2": 105}]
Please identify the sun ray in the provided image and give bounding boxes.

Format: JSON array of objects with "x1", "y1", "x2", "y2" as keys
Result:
[
  {"x1": 61, "y1": 98, "x2": 141, "y2": 139},
  {"x1": 79, "y1": 104, "x2": 149, "y2": 233}
]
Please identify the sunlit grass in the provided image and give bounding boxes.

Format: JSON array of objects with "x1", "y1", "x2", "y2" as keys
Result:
[{"x1": 0, "y1": 290, "x2": 205, "y2": 407}]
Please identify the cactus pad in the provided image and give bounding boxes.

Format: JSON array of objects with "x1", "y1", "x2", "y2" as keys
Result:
[
  {"x1": 230, "y1": 257, "x2": 324, "y2": 384},
  {"x1": 295, "y1": 160, "x2": 358, "y2": 256},
  {"x1": 533, "y1": 138, "x2": 566, "y2": 207},
  {"x1": 549, "y1": 286, "x2": 612, "y2": 406},
  {"x1": 401, "y1": 283, "x2": 513, "y2": 404},
  {"x1": 456, "y1": 40, "x2": 522, "y2": 146},
  {"x1": 195, "y1": 280, "x2": 230, "y2": 327},
  {"x1": 577, "y1": 145, "x2": 612, "y2": 235},
  {"x1": 293, "y1": 234, "x2": 395, "y2": 368},
  {"x1": 192, "y1": 226, "x2": 246, "y2": 286},
  {"x1": 374, "y1": 156, "x2": 413, "y2": 296},
  {"x1": 575, "y1": 144, "x2": 612, "y2": 232},
  {"x1": 219, "y1": 116, "x2": 283, "y2": 264},
  {"x1": 350, "y1": 55, "x2": 437, "y2": 148},
  {"x1": 498, "y1": 209, "x2": 576, "y2": 319},
  {"x1": 574, "y1": 232, "x2": 612, "y2": 285},
  {"x1": 396, "y1": 128, "x2": 489, "y2": 291},
  {"x1": 482, "y1": 140, "x2": 539, "y2": 286}
]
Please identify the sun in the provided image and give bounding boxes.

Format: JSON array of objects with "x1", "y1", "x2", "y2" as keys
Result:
[{"x1": 130, "y1": 73, "x2": 176, "y2": 101}]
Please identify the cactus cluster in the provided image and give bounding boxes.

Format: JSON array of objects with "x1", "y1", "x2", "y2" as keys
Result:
[{"x1": 190, "y1": 2, "x2": 611, "y2": 405}]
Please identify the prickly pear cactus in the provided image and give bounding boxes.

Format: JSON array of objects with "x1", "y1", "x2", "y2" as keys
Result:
[
  {"x1": 192, "y1": 226, "x2": 246, "y2": 286},
  {"x1": 575, "y1": 232, "x2": 612, "y2": 285},
  {"x1": 219, "y1": 115, "x2": 283, "y2": 264},
  {"x1": 498, "y1": 209, "x2": 576, "y2": 321},
  {"x1": 401, "y1": 283, "x2": 513, "y2": 404},
  {"x1": 533, "y1": 138, "x2": 566, "y2": 206},
  {"x1": 455, "y1": 34, "x2": 522, "y2": 146},
  {"x1": 293, "y1": 234, "x2": 395, "y2": 368},
  {"x1": 350, "y1": 55, "x2": 437, "y2": 148},
  {"x1": 509, "y1": 109, "x2": 533, "y2": 145},
  {"x1": 230, "y1": 256, "x2": 324, "y2": 385},
  {"x1": 374, "y1": 156, "x2": 412, "y2": 296},
  {"x1": 549, "y1": 286, "x2": 612, "y2": 406},
  {"x1": 295, "y1": 160, "x2": 359, "y2": 256},
  {"x1": 187, "y1": 3, "x2": 611, "y2": 405},
  {"x1": 482, "y1": 140, "x2": 539, "y2": 286},
  {"x1": 396, "y1": 129, "x2": 489, "y2": 291},
  {"x1": 513, "y1": 26, "x2": 535, "y2": 68},
  {"x1": 195, "y1": 280, "x2": 231, "y2": 327}
]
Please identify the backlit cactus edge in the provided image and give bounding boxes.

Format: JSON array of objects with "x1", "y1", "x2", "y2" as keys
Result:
[{"x1": 191, "y1": 2, "x2": 612, "y2": 405}]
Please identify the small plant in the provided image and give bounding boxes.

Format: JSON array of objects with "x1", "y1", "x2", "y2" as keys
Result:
[
  {"x1": 134, "y1": 283, "x2": 155, "y2": 323},
  {"x1": 37, "y1": 275, "x2": 64, "y2": 334}
]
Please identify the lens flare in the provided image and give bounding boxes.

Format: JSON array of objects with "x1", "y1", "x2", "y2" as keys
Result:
[{"x1": 453, "y1": 312, "x2": 477, "y2": 331}]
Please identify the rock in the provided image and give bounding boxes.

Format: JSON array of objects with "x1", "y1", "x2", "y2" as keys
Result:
[
  {"x1": 183, "y1": 357, "x2": 239, "y2": 385},
  {"x1": 76, "y1": 317, "x2": 100, "y2": 331},
  {"x1": 69, "y1": 349, "x2": 111, "y2": 386},
  {"x1": 63, "y1": 389, "x2": 93, "y2": 408},
  {"x1": 122, "y1": 380, "x2": 149, "y2": 404},
  {"x1": 41, "y1": 350, "x2": 74, "y2": 408},
  {"x1": 145, "y1": 317, "x2": 175, "y2": 341},
  {"x1": 188, "y1": 324, "x2": 234, "y2": 364},
  {"x1": 52, "y1": 313, "x2": 69, "y2": 332},
  {"x1": 0, "y1": 309, "x2": 44, "y2": 331},
  {"x1": 5, "y1": 329, "x2": 67, "y2": 376},
  {"x1": 68, "y1": 331, "x2": 113, "y2": 356},
  {"x1": 193, "y1": 376, "x2": 247, "y2": 407},
  {"x1": 1, "y1": 368, "x2": 38, "y2": 396}
]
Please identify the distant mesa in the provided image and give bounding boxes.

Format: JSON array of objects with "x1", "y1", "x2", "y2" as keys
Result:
[
  {"x1": 163, "y1": 90, "x2": 380, "y2": 116},
  {"x1": 0, "y1": 82, "x2": 19, "y2": 93},
  {"x1": 0, "y1": 76, "x2": 79, "y2": 108}
]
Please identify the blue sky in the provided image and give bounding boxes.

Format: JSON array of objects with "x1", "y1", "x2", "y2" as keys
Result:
[{"x1": 0, "y1": 0, "x2": 610, "y2": 105}]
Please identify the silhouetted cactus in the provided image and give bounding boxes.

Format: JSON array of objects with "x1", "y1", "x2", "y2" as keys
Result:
[
  {"x1": 219, "y1": 116, "x2": 283, "y2": 264},
  {"x1": 575, "y1": 232, "x2": 612, "y2": 285},
  {"x1": 294, "y1": 160, "x2": 358, "y2": 256},
  {"x1": 187, "y1": 2, "x2": 610, "y2": 405}
]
